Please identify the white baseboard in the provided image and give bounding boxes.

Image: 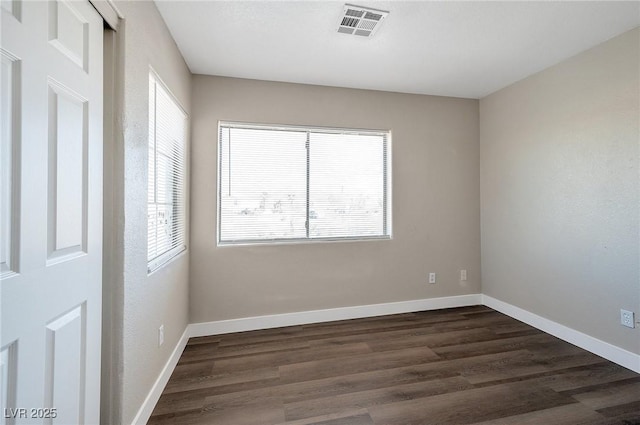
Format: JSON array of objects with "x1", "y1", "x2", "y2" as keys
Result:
[
  {"x1": 131, "y1": 327, "x2": 189, "y2": 425},
  {"x1": 188, "y1": 294, "x2": 483, "y2": 338},
  {"x1": 482, "y1": 295, "x2": 640, "y2": 374}
]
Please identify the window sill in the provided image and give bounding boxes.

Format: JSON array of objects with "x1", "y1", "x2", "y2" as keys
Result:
[
  {"x1": 217, "y1": 235, "x2": 391, "y2": 247},
  {"x1": 148, "y1": 245, "x2": 187, "y2": 275}
]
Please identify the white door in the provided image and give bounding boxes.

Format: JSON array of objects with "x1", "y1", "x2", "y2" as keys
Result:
[{"x1": 1, "y1": 1, "x2": 103, "y2": 424}]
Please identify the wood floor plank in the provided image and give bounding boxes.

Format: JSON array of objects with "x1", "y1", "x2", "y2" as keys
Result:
[
  {"x1": 532, "y1": 362, "x2": 640, "y2": 392},
  {"x1": 149, "y1": 306, "x2": 640, "y2": 425},
  {"x1": 271, "y1": 350, "x2": 540, "y2": 405},
  {"x1": 151, "y1": 387, "x2": 215, "y2": 416},
  {"x1": 181, "y1": 338, "x2": 311, "y2": 363},
  {"x1": 212, "y1": 342, "x2": 373, "y2": 372},
  {"x1": 163, "y1": 366, "x2": 280, "y2": 394},
  {"x1": 433, "y1": 311, "x2": 517, "y2": 330},
  {"x1": 199, "y1": 350, "x2": 532, "y2": 411},
  {"x1": 169, "y1": 361, "x2": 216, "y2": 381},
  {"x1": 597, "y1": 400, "x2": 640, "y2": 419},
  {"x1": 571, "y1": 381, "x2": 640, "y2": 410},
  {"x1": 148, "y1": 399, "x2": 285, "y2": 425},
  {"x1": 364, "y1": 327, "x2": 501, "y2": 352},
  {"x1": 432, "y1": 332, "x2": 555, "y2": 359},
  {"x1": 300, "y1": 413, "x2": 374, "y2": 425},
  {"x1": 187, "y1": 335, "x2": 222, "y2": 345},
  {"x1": 283, "y1": 376, "x2": 472, "y2": 421},
  {"x1": 274, "y1": 409, "x2": 374, "y2": 425},
  {"x1": 279, "y1": 360, "x2": 459, "y2": 404},
  {"x1": 279, "y1": 345, "x2": 441, "y2": 383},
  {"x1": 201, "y1": 361, "x2": 455, "y2": 409},
  {"x1": 468, "y1": 403, "x2": 610, "y2": 425},
  {"x1": 459, "y1": 349, "x2": 549, "y2": 384},
  {"x1": 490, "y1": 321, "x2": 539, "y2": 335},
  {"x1": 281, "y1": 315, "x2": 465, "y2": 344},
  {"x1": 367, "y1": 381, "x2": 577, "y2": 425}
]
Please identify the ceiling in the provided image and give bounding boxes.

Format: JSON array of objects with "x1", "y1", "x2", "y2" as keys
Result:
[{"x1": 155, "y1": 1, "x2": 640, "y2": 99}]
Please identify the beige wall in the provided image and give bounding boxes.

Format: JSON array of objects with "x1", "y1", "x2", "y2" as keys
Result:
[
  {"x1": 190, "y1": 76, "x2": 480, "y2": 323},
  {"x1": 480, "y1": 28, "x2": 640, "y2": 354},
  {"x1": 103, "y1": 2, "x2": 191, "y2": 424}
]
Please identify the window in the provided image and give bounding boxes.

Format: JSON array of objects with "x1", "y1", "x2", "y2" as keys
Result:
[
  {"x1": 147, "y1": 73, "x2": 187, "y2": 272},
  {"x1": 218, "y1": 122, "x2": 391, "y2": 245}
]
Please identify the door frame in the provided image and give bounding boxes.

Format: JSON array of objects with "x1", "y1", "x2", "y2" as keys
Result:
[{"x1": 87, "y1": 1, "x2": 121, "y2": 423}]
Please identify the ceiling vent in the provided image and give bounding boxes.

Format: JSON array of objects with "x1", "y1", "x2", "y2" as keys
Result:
[{"x1": 337, "y1": 4, "x2": 389, "y2": 37}]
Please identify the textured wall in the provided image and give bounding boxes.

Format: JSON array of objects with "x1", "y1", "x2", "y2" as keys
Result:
[
  {"x1": 480, "y1": 28, "x2": 640, "y2": 354},
  {"x1": 107, "y1": 2, "x2": 191, "y2": 424},
  {"x1": 190, "y1": 76, "x2": 480, "y2": 323}
]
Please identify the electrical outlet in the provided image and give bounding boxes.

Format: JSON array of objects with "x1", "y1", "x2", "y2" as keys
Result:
[
  {"x1": 621, "y1": 310, "x2": 635, "y2": 329},
  {"x1": 460, "y1": 269, "x2": 467, "y2": 281},
  {"x1": 158, "y1": 325, "x2": 165, "y2": 346},
  {"x1": 428, "y1": 273, "x2": 436, "y2": 284}
]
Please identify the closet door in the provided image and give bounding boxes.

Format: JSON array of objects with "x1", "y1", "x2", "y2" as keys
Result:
[{"x1": 1, "y1": 1, "x2": 103, "y2": 423}]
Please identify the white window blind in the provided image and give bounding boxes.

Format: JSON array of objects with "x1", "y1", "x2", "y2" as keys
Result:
[
  {"x1": 218, "y1": 122, "x2": 391, "y2": 245},
  {"x1": 148, "y1": 73, "x2": 187, "y2": 271}
]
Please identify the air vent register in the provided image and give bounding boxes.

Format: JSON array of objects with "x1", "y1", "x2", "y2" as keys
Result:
[{"x1": 338, "y1": 4, "x2": 389, "y2": 37}]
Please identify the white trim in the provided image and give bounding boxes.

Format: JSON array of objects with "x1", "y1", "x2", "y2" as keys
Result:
[
  {"x1": 89, "y1": 0, "x2": 122, "y2": 30},
  {"x1": 188, "y1": 294, "x2": 482, "y2": 337},
  {"x1": 219, "y1": 120, "x2": 390, "y2": 136},
  {"x1": 482, "y1": 295, "x2": 640, "y2": 374},
  {"x1": 131, "y1": 328, "x2": 189, "y2": 425}
]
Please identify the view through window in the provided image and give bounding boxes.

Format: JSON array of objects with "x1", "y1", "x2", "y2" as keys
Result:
[{"x1": 218, "y1": 122, "x2": 391, "y2": 245}]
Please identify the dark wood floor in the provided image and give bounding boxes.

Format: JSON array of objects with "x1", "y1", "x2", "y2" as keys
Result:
[{"x1": 148, "y1": 306, "x2": 640, "y2": 424}]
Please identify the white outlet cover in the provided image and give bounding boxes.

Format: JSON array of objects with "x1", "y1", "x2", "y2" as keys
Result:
[{"x1": 620, "y1": 309, "x2": 635, "y2": 329}]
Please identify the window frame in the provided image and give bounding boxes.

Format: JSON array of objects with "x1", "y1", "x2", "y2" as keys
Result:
[
  {"x1": 147, "y1": 70, "x2": 188, "y2": 273},
  {"x1": 217, "y1": 121, "x2": 392, "y2": 246}
]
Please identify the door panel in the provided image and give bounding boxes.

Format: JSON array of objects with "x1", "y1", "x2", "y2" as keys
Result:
[
  {"x1": 1, "y1": 1, "x2": 103, "y2": 424},
  {"x1": 47, "y1": 79, "x2": 88, "y2": 264},
  {"x1": 0, "y1": 49, "x2": 19, "y2": 279},
  {"x1": 44, "y1": 304, "x2": 86, "y2": 425}
]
